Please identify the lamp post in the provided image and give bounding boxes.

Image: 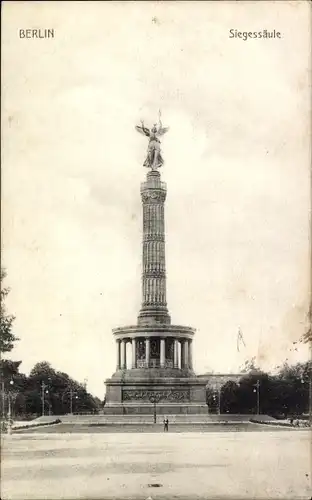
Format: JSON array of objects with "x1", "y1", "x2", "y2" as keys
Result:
[
  {"x1": 70, "y1": 387, "x2": 73, "y2": 414},
  {"x1": 149, "y1": 396, "x2": 157, "y2": 424},
  {"x1": 149, "y1": 394, "x2": 161, "y2": 424},
  {"x1": 211, "y1": 388, "x2": 221, "y2": 415},
  {"x1": 253, "y1": 380, "x2": 260, "y2": 415},
  {"x1": 205, "y1": 385, "x2": 210, "y2": 415},
  {"x1": 41, "y1": 381, "x2": 49, "y2": 417},
  {"x1": 218, "y1": 387, "x2": 221, "y2": 415},
  {"x1": 300, "y1": 372, "x2": 312, "y2": 424},
  {"x1": 69, "y1": 387, "x2": 79, "y2": 414},
  {"x1": 62, "y1": 386, "x2": 78, "y2": 414},
  {"x1": 212, "y1": 393, "x2": 217, "y2": 414},
  {"x1": 1, "y1": 381, "x2": 5, "y2": 419},
  {"x1": 309, "y1": 373, "x2": 312, "y2": 427},
  {"x1": 300, "y1": 376, "x2": 305, "y2": 416},
  {"x1": 7, "y1": 379, "x2": 14, "y2": 435}
]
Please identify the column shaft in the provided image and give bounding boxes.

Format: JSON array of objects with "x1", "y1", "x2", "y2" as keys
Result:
[
  {"x1": 182, "y1": 340, "x2": 189, "y2": 369},
  {"x1": 132, "y1": 338, "x2": 137, "y2": 369},
  {"x1": 145, "y1": 338, "x2": 150, "y2": 367},
  {"x1": 189, "y1": 340, "x2": 193, "y2": 370},
  {"x1": 138, "y1": 171, "x2": 170, "y2": 325},
  {"x1": 174, "y1": 339, "x2": 179, "y2": 368},
  {"x1": 116, "y1": 340, "x2": 121, "y2": 370},
  {"x1": 160, "y1": 339, "x2": 165, "y2": 368},
  {"x1": 121, "y1": 340, "x2": 126, "y2": 369}
]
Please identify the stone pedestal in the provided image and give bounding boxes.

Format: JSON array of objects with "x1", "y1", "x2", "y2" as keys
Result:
[{"x1": 105, "y1": 371, "x2": 207, "y2": 415}]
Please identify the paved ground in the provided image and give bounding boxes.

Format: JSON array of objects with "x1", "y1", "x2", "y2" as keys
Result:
[
  {"x1": 12, "y1": 422, "x2": 303, "y2": 433},
  {"x1": 1, "y1": 429, "x2": 310, "y2": 499}
]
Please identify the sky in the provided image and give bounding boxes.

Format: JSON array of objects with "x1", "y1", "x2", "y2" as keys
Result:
[{"x1": 2, "y1": 1, "x2": 311, "y2": 398}]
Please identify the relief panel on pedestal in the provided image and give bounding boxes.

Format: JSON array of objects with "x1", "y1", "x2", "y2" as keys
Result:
[{"x1": 122, "y1": 389, "x2": 191, "y2": 402}]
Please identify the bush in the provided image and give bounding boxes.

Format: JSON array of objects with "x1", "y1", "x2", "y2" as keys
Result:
[
  {"x1": 250, "y1": 418, "x2": 292, "y2": 427},
  {"x1": 13, "y1": 419, "x2": 62, "y2": 431}
]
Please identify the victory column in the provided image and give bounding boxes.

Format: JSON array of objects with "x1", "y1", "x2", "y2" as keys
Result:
[{"x1": 104, "y1": 116, "x2": 207, "y2": 415}]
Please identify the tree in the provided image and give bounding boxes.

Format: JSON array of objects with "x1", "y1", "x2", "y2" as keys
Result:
[
  {"x1": 0, "y1": 359, "x2": 22, "y2": 380},
  {"x1": 205, "y1": 386, "x2": 216, "y2": 412},
  {"x1": 232, "y1": 362, "x2": 311, "y2": 417},
  {"x1": 0, "y1": 359, "x2": 27, "y2": 418},
  {"x1": 29, "y1": 361, "x2": 56, "y2": 380},
  {"x1": 220, "y1": 381, "x2": 240, "y2": 413},
  {"x1": 267, "y1": 376, "x2": 294, "y2": 417},
  {"x1": 275, "y1": 361, "x2": 311, "y2": 416},
  {"x1": 239, "y1": 356, "x2": 260, "y2": 373},
  {"x1": 0, "y1": 269, "x2": 18, "y2": 353},
  {"x1": 234, "y1": 371, "x2": 269, "y2": 414}
]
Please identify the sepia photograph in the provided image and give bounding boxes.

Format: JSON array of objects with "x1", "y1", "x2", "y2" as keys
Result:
[{"x1": 1, "y1": 1, "x2": 311, "y2": 499}]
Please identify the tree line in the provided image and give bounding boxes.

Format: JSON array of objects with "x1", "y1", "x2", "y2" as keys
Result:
[
  {"x1": 207, "y1": 360, "x2": 311, "y2": 417},
  {"x1": 0, "y1": 359, "x2": 102, "y2": 418}
]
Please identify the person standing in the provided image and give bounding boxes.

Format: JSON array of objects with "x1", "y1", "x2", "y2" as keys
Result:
[{"x1": 163, "y1": 417, "x2": 169, "y2": 432}]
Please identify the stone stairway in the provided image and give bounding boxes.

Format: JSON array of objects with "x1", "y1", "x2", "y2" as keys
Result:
[{"x1": 32, "y1": 413, "x2": 268, "y2": 425}]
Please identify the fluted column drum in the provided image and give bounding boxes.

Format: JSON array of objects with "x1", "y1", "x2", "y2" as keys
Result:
[{"x1": 138, "y1": 170, "x2": 171, "y2": 325}]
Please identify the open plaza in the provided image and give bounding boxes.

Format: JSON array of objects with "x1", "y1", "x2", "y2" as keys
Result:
[{"x1": 1, "y1": 426, "x2": 310, "y2": 500}]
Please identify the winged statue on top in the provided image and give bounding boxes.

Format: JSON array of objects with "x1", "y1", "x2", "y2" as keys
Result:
[{"x1": 135, "y1": 113, "x2": 169, "y2": 170}]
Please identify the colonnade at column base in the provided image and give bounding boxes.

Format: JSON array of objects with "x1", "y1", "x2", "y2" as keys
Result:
[
  {"x1": 106, "y1": 323, "x2": 202, "y2": 412},
  {"x1": 112, "y1": 324, "x2": 195, "y2": 372}
]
